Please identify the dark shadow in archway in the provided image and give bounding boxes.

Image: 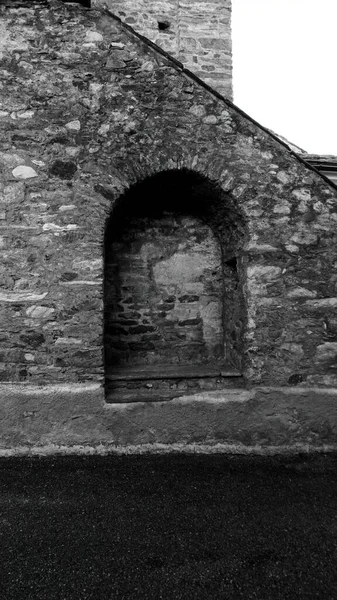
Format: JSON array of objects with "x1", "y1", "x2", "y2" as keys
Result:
[{"x1": 104, "y1": 169, "x2": 246, "y2": 402}]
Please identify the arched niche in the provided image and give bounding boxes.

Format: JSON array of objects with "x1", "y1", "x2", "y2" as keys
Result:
[{"x1": 104, "y1": 169, "x2": 246, "y2": 402}]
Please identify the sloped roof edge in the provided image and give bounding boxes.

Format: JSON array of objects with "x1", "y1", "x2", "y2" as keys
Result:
[
  {"x1": 267, "y1": 130, "x2": 308, "y2": 155},
  {"x1": 304, "y1": 155, "x2": 337, "y2": 169},
  {"x1": 103, "y1": 7, "x2": 337, "y2": 191}
]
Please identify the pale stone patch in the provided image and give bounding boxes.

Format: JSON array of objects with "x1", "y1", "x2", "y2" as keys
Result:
[
  {"x1": 28, "y1": 192, "x2": 42, "y2": 200},
  {"x1": 244, "y1": 242, "x2": 278, "y2": 253},
  {"x1": 273, "y1": 200, "x2": 291, "y2": 214},
  {"x1": 110, "y1": 110, "x2": 127, "y2": 123},
  {"x1": 85, "y1": 30, "x2": 104, "y2": 43},
  {"x1": 0, "y1": 152, "x2": 24, "y2": 168},
  {"x1": 32, "y1": 202, "x2": 48, "y2": 212},
  {"x1": 276, "y1": 171, "x2": 291, "y2": 184},
  {"x1": 312, "y1": 216, "x2": 333, "y2": 231},
  {"x1": 12, "y1": 165, "x2": 38, "y2": 179},
  {"x1": 1, "y1": 182, "x2": 25, "y2": 205},
  {"x1": 0, "y1": 22, "x2": 28, "y2": 59},
  {"x1": 292, "y1": 188, "x2": 311, "y2": 206},
  {"x1": 326, "y1": 197, "x2": 337, "y2": 207},
  {"x1": 189, "y1": 104, "x2": 206, "y2": 117},
  {"x1": 307, "y1": 374, "x2": 337, "y2": 387},
  {"x1": 0, "y1": 236, "x2": 4, "y2": 248},
  {"x1": 89, "y1": 83, "x2": 103, "y2": 94},
  {"x1": 247, "y1": 265, "x2": 282, "y2": 297},
  {"x1": 24, "y1": 354, "x2": 35, "y2": 362},
  {"x1": 0, "y1": 111, "x2": 9, "y2": 118},
  {"x1": 59, "y1": 204, "x2": 76, "y2": 212},
  {"x1": 65, "y1": 120, "x2": 81, "y2": 131},
  {"x1": 32, "y1": 159, "x2": 45, "y2": 167},
  {"x1": 291, "y1": 230, "x2": 318, "y2": 245},
  {"x1": 313, "y1": 201, "x2": 324, "y2": 213},
  {"x1": 315, "y1": 342, "x2": 337, "y2": 362},
  {"x1": 26, "y1": 305, "x2": 55, "y2": 319},
  {"x1": 219, "y1": 109, "x2": 231, "y2": 120},
  {"x1": 109, "y1": 42, "x2": 125, "y2": 49},
  {"x1": 124, "y1": 121, "x2": 137, "y2": 133},
  {"x1": 287, "y1": 287, "x2": 317, "y2": 298},
  {"x1": 165, "y1": 303, "x2": 197, "y2": 323},
  {"x1": 65, "y1": 147, "x2": 80, "y2": 157},
  {"x1": 285, "y1": 244, "x2": 299, "y2": 253},
  {"x1": 202, "y1": 115, "x2": 218, "y2": 124},
  {"x1": 0, "y1": 383, "x2": 101, "y2": 396},
  {"x1": 153, "y1": 251, "x2": 217, "y2": 286},
  {"x1": 171, "y1": 389, "x2": 254, "y2": 405},
  {"x1": 140, "y1": 61, "x2": 154, "y2": 72},
  {"x1": 232, "y1": 184, "x2": 248, "y2": 199},
  {"x1": 55, "y1": 338, "x2": 83, "y2": 345},
  {"x1": 18, "y1": 60, "x2": 33, "y2": 71},
  {"x1": 244, "y1": 206, "x2": 264, "y2": 218},
  {"x1": 17, "y1": 110, "x2": 35, "y2": 119},
  {"x1": 13, "y1": 278, "x2": 30, "y2": 290},
  {"x1": 98, "y1": 123, "x2": 110, "y2": 135},
  {"x1": 247, "y1": 265, "x2": 281, "y2": 281},
  {"x1": 261, "y1": 151, "x2": 273, "y2": 160},
  {"x1": 42, "y1": 223, "x2": 78, "y2": 231},
  {"x1": 0, "y1": 292, "x2": 47, "y2": 302},
  {"x1": 72, "y1": 258, "x2": 102, "y2": 271}
]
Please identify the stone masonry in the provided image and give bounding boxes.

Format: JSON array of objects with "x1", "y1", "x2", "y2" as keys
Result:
[
  {"x1": 105, "y1": 214, "x2": 224, "y2": 368},
  {"x1": 92, "y1": 0, "x2": 233, "y2": 98},
  {"x1": 0, "y1": 0, "x2": 337, "y2": 451}
]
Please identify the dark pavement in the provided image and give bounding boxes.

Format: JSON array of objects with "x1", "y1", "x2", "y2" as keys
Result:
[{"x1": 1, "y1": 452, "x2": 337, "y2": 600}]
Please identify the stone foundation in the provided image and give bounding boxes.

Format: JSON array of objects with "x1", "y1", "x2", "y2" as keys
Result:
[{"x1": 0, "y1": 384, "x2": 336, "y2": 453}]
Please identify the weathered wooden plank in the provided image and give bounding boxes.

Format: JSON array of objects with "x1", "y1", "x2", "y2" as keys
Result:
[{"x1": 106, "y1": 364, "x2": 242, "y2": 381}]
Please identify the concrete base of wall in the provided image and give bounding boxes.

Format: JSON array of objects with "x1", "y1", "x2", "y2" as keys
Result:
[{"x1": 0, "y1": 384, "x2": 336, "y2": 454}]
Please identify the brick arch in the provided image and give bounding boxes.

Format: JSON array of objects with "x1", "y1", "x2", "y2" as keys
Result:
[
  {"x1": 110, "y1": 152, "x2": 244, "y2": 201},
  {"x1": 103, "y1": 168, "x2": 247, "y2": 402}
]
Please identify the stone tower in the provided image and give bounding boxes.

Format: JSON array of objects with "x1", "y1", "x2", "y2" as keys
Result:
[{"x1": 92, "y1": 0, "x2": 233, "y2": 99}]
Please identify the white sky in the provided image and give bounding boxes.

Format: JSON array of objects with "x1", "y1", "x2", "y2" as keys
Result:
[{"x1": 232, "y1": 0, "x2": 337, "y2": 155}]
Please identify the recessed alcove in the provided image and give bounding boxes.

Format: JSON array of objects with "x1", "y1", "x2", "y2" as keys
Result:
[{"x1": 104, "y1": 170, "x2": 246, "y2": 402}]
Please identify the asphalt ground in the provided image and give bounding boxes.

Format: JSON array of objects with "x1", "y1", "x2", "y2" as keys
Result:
[{"x1": 1, "y1": 452, "x2": 337, "y2": 600}]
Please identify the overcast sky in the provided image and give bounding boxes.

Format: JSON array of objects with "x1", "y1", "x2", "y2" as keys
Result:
[{"x1": 232, "y1": 0, "x2": 337, "y2": 155}]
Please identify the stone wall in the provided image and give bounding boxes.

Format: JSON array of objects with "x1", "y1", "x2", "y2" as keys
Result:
[
  {"x1": 1, "y1": 0, "x2": 337, "y2": 450},
  {"x1": 105, "y1": 214, "x2": 223, "y2": 368},
  {"x1": 104, "y1": 169, "x2": 244, "y2": 373},
  {"x1": 92, "y1": 0, "x2": 233, "y2": 99}
]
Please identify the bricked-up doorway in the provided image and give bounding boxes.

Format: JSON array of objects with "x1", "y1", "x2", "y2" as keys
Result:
[{"x1": 104, "y1": 170, "x2": 246, "y2": 402}]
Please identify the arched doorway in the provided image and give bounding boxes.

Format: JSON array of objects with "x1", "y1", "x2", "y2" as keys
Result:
[{"x1": 104, "y1": 170, "x2": 246, "y2": 402}]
